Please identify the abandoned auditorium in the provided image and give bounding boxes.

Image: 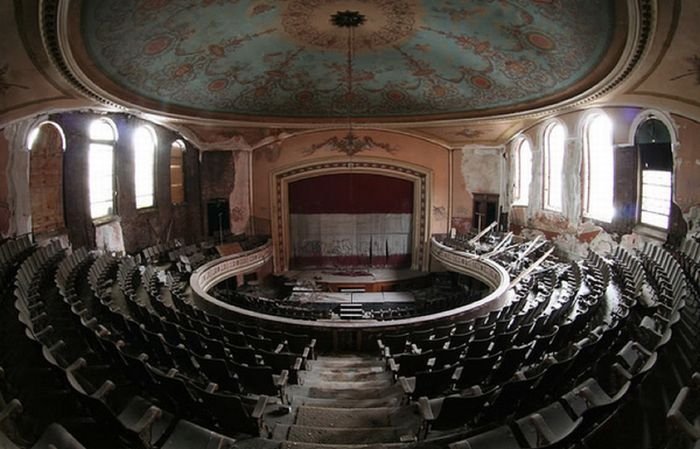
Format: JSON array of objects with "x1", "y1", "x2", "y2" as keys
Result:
[{"x1": 2, "y1": 1, "x2": 700, "y2": 448}]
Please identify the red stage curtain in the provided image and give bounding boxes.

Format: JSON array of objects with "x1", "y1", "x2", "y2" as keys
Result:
[{"x1": 289, "y1": 174, "x2": 413, "y2": 269}]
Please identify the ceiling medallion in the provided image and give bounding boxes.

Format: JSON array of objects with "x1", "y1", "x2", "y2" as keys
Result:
[
  {"x1": 307, "y1": 9, "x2": 398, "y2": 157},
  {"x1": 282, "y1": 0, "x2": 418, "y2": 51}
]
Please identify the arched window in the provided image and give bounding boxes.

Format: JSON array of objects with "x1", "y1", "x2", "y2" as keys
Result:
[
  {"x1": 636, "y1": 118, "x2": 673, "y2": 229},
  {"x1": 543, "y1": 122, "x2": 565, "y2": 212},
  {"x1": 28, "y1": 122, "x2": 65, "y2": 233},
  {"x1": 170, "y1": 140, "x2": 186, "y2": 205},
  {"x1": 513, "y1": 137, "x2": 532, "y2": 206},
  {"x1": 89, "y1": 118, "x2": 117, "y2": 219},
  {"x1": 584, "y1": 114, "x2": 614, "y2": 222},
  {"x1": 133, "y1": 126, "x2": 157, "y2": 209}
]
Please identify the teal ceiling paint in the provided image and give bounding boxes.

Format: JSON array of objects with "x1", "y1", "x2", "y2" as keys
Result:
[{"x1": 80, "y1": 0, "x2": 617, "y2": 119}]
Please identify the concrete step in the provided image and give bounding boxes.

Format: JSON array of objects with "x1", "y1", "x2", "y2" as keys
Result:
[
  {"x1": 273, "y1": 424, "x2": 415, "y2": 444},
  {"x1": 278, "y1": 442, "x2": 410, "y2": 449},
  {"x1": 293, "y1": 396, "x2": 402, "y2": 409},
  {"x1": 294, "y1": 405, "x2": 420, "y2": 428}
]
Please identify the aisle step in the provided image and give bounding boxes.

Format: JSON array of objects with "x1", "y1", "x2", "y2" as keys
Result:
[
  {"x1": 273, "y1": 424, "x2": 414, "y2": 444},
  {"x1": 294, "y1": 405, "x2": 419, "y2": 428}
]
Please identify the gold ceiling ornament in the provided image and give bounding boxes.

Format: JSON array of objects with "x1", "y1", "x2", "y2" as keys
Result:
[{"x1": 309, "y1": 10, "x2": 398, "y2": 157}]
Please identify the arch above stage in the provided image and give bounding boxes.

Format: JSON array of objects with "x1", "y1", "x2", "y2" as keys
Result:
[{"x1": 270, "y1": 158, "x2": 433, "y2": 273}]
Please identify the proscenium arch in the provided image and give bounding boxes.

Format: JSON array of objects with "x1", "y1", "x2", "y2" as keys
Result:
[{"x1": 270, "y1": 157, "x2": 432, "y2": 273}]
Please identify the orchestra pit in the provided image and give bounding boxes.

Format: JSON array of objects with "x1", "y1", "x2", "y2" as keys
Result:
[{"x1": 2, "y1": 1, "x2": 700, "y2": 448}]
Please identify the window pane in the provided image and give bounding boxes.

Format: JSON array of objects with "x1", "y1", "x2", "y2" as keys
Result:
[
  {"x1": 170, "y1": 140, "x2": 185, "y2": 205},
  {"x1": 586, "y1": 115, "x2": 614, "y2": 222},
  {"x1": 545, "y1": 123, "x2": 565, "y2": 211},
  {"x1": 134, "y1": 127, "x2": 156, "y2": 209},
  {"x1": 640, "y1": 169, "x2": 671, "y2": 228},
  {"x1": 514, "y1": 139, "x2": 531, "y2": 206},
  {"x1": 89, "y1": 143, "x2": 114, "y2": 218},
  {"x1": 89, "y1": 119, "x2": 116, "y2": 141}
]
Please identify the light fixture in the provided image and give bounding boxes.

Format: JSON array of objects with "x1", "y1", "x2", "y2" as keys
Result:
[{"x1": 308, "y1": 10, "x2": 397, "y2": 156}]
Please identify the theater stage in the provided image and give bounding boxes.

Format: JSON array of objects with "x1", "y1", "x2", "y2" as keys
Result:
[{"x1": 281, "y1": 268, "x2": 431, "y2": 293}]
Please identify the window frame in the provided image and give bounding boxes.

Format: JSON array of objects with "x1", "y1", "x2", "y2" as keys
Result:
[
  {"x1": 88, "y1": 118, "x2": 118, "y2": 220},
  {"x1": 542, "y1": 121, "x2": 566, "y2": 212},
  {"x1": 582, "y1": 113, "x2": 615, "y2": 223},
  {"x1": 169, "y1": 139, "x2": 186, "y2": 206},
  {"x1": 512, "y1": 136, "x2": 532, "y2": 207},
  {"x1": 133, "y1": 125, "x2": 158, "y2": 210}
]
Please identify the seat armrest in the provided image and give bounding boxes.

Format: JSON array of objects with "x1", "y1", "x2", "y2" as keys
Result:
[
  {"x1": 398, "y1": 376, "x2": 415, "y2": 394},
  {"x1": 137, "y1": 353, "x2": 149, "y2": 362},
  {"x1": 612, "y1": 363, "x2": 633, "y2": 381},
  {"x1": 302, "y1": 346, "x2": 310, "y2": 361},
  {"x1": 93, "y1": 380, "x2": 116, "y2": 400},
  {"x1": 418, "y1": 397, "x2": 434, "y2": 421},
  {"x1": 293, "y1": 357, "x2": 303, "y2": 371},
  {"x1": 275, "y1": 344, "x2": 285, "y2": 353},
  {"x1": 411, "y1": 344, "x2": 420, "y2": 354},
  {"x1": 388, "y1": 358, "x2": 399, "y2": 374},
  {"x1": 276, "y1": 370, "x2": 289, "y2": 387},
  {"x1": 252, "y1": 395, "x2": 269, "y2": 419},
  {"x1": 0, "y1": 399, "x2": 23, "y2": 424},
  {"x1": 527, "y1": 413, "x2": 557, "y2": 446},
  {"x1": 453, "y1": 366, "x2": 463, "y2": 382},
  {"x1": 133, "y1": 405, "x2": 163, "y2": 435},
  {"x1": 67, "y1": 357, "x2": 88, "y2": 373},
  {"x1": 206, "y1": 382, "x2": 218, "y2": 393},
  {"x1": 667, "y1": 387, "x2": 700, "y2": 439}
]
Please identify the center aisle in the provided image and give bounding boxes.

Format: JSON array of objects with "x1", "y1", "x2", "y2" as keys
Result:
[{"x1": 269, "y1": 354, "x2": 423, "y2": 448}]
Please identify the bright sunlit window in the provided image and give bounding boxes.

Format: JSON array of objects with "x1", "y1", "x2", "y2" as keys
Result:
[
  {"x1": 640, "y1": 170, "x2": 672, "y2": 229},
  {"x1": 133, "y1": 126, "x2": 157, "y2": 209},
  {"x1": 584, "y1": 114, "x2": 615, "y2": 222},
  {"x1": 89, "y1": 119, "x2": 117, "y2": 219},
  {"x1": 543, "y1": 122, "x2": 565, "y2": 212},
  {"x1": 170, "y1": 140, "x2": 185, "y2": 205},
  {"x1": 513, "y1": 137, "x2": 532, "y2": 206}
]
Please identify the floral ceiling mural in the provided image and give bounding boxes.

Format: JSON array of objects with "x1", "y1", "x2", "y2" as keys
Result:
[{"x1": 78, "y1": 0, "x2": 621, "y2": 120}]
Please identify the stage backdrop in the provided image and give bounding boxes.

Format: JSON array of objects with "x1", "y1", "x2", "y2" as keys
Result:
[{"x1": 289, "y1": 174, "x2": 413, "y2": 269}]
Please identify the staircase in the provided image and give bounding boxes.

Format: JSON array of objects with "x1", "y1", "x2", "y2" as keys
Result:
[
  {"x1": 338, "y1": 303, "x2": 364, "y2": 320},
  {"x1": 270, "y1": 354, "x2": 422, "y2": 448}
]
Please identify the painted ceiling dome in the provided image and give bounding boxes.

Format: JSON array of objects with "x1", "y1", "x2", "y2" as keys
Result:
[{"x1": 70, "y1": 0, "x2": 628, "y2": 123}]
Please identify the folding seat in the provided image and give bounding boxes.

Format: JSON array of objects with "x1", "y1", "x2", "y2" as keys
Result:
[
  {"x1": 158, "y1": 319, "x2": 183, "y2": 346},
  {"x1": 483, "y1": 369, "x2": 545, "y2": 423},
  {"x1": 193, "y1": 355, "x2": 241, "y2": 394},
  {"x1": 455, "y1": 353, "x2": 501, "y2": 390},
  {"x1": 525, "y1": 325, "x2": 559, "y2": 365},
  {"x1": 65, "y1": 361, "x2": 174, "y2": 449},
  {"x1": 490, "y1": 327, "x2": 519, "y2": 355},
  {"x1": 528, "y1": 346, "x2": 580, "y2": 406},
  {"x1": 410, "y1": 328, "x2": 435, "y2": 343},
  {"x1": 247, "y1": 334, "x2": 281, "y2": 352},
  {"x1": 190, "y1": 384, "x2": 269, "y2": 437},
  {"x1": 433, "y1": 324, "x2": 455, "y2": 338},
  {"x1": 489, "y1": 343, "x2": 531, "y2": 386},
  {"x1": 179, "y1": 327, "x2": 208, "y2": 357},
  {"x1": 473, "y1": 323, "x2": 497, "y2": 340},
  {"x1": 399, "y1": 364, "x2": 458, "y2": 400},
  {"x1": 513, "y1": 401, "x2": 583, "y2": 449},
  {"x1": 388, "y1": 350, "x2": 434, "y2": 380},
  {"x1": 612, "y1": 340, "x2": 658, "y2": 384},
  {"x1": 222, "y1": 328, "x2": 248, "y2": 347},
  {"x1": 448, "y1": 424, "x2": 521, "y2": 449},
  {"x1": 432, "y1": 344, "x2": 466, "y2": 369},
  {"x1": 197, "y1": 334, "x2": 228, "y2": 359},
  {"x1": 377, "y1": 332, "x2": 410, "y2": 357},
  {"x1": 449, "y1": 331, "x2": 474, "y2": 348},
  {"x1": 666, "y1": 373, "x2": 700, "y2": 446},
  {"x1": 464, "y1": 336, "x2": 493, "y2": 359},
  {"x1": 230, "y1": 361, "x2": 288, "y2": 403},
  {"x1": 227, "y1": 343, "x2": 258, "y2": 366},
  {"x1": 284, "y1": 332, "x2": 317, "y2": 360},
  {"x1": 418, "y1": 385, "x2": 499, "y2": 437},
  {"x1": 561, "y1": 377, "x2": 630, "y2": 425},
  {"x1": 147, "y1": 366, "x2": 202, "y2": 420},
  {"x1": 30, "y1": 423, "x2": 87, "y2": 449},
  {"x1": 258, "y1": 349, "x2": 305, "y2": 385}
]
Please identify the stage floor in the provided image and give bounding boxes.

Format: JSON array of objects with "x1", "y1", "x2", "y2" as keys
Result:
[
  {"x1": 289, "y1": 291, "x2": 415, "y2": 304},
  {"x1": 281, "y1": 268, "x2": 429, "y2": 293}
]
